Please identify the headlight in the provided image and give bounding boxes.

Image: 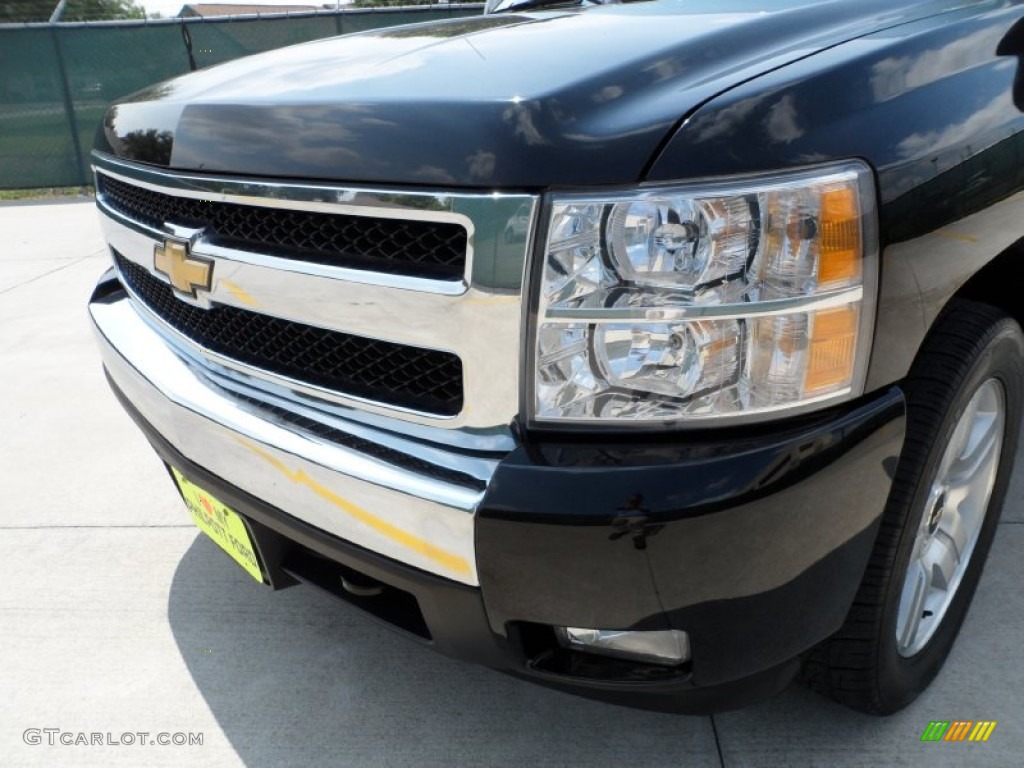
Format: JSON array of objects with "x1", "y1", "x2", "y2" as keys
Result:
[{"x1": 530, "y1": 161, "x2": 878, "y2": 427}]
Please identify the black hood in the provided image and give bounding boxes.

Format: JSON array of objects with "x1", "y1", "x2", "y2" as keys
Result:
[{"x1": 99, "y1": 0, "x2": 963, "y2": 187}]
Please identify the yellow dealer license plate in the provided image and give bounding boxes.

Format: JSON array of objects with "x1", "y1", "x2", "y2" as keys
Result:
[{"x1": 171, "y1": 467, "x2": 264, "y2": 583}]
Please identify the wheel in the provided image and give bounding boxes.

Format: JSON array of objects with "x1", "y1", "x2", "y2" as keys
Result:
[{"x1": 802, "y1": 299, "x2": 1024, "y2": 714}]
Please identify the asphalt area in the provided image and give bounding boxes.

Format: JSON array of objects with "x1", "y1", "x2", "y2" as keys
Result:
[{"x1": 1, "y1": 200, "x2": 1022, "y2": 767}]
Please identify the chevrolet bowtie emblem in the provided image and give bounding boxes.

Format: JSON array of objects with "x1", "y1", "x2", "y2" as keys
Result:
[{"x1": 154, "y1": 238, "x2": 213, "y2": 299}]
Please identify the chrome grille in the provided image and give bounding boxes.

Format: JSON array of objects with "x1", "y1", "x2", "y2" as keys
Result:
[
  {"x1": 114, "y1": 252, "x2": 464, "y2": 416},
  {"x1": 93, "y1": 153, "x2": 536, "y2": 431},
  {"x1": 98, "y1": 173, "x2": 467, "y2": 280}
]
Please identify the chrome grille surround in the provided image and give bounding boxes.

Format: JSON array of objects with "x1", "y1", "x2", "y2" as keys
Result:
[{"x1": 92, "y1": 152, "x2": 538, "y2": 437}]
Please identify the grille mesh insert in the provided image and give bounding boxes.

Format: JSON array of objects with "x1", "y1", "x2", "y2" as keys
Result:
[
  {"x1": 99, "y1": 174, "x2": 467, "y2": 280},
  {"x1": 114, "y1": 252, "x2": 464, "y2": 416}
]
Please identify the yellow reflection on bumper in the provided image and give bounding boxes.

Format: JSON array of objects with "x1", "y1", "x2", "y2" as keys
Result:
[{"x1": 235, "y1": 438, "x2": 471, "y2": 578}]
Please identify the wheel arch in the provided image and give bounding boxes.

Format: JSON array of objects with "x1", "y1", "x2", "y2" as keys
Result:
[
  {"x1": 951, "y1": 237, "x2": 1024, "y2": 334},
  {"x1": 868, "y1": 232, "x2": 1024, "y2": 394}
]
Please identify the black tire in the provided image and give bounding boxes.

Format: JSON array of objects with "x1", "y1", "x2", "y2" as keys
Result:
[{"x1": 801, "y1": 299, "x2": 1024, "y2": 714}]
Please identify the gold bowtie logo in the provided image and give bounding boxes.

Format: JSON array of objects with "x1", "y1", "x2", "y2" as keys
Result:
[{"x1": 154, "y1": 238, "x2": 213, "y2": 298}]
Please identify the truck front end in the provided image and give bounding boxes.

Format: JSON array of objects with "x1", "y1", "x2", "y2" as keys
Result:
[{"x1": 97, "y1": 1, "x2": 1010, "y2": 712}]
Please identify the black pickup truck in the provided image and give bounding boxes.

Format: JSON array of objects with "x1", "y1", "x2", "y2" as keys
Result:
[{"x1": 88, "y1": 0, "x2": 1024, "y2": 713}]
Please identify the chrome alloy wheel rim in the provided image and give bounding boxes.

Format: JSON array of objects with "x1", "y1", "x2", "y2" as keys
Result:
[{"x1": 895, "y1": 378, "x2": 1006, "y2": 657}]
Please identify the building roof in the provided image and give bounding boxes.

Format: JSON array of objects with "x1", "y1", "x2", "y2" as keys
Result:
[{"x1": 179, "y1": 3, "x2": 323, "y2": 17}]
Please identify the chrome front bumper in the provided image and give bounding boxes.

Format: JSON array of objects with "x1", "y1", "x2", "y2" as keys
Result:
[{"x1": 90, "y1": 272, "x2": 505, "y2": 586}]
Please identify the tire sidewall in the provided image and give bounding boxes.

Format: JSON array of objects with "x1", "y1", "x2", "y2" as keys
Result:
[{"x1": 875, "y1": 321, "x2": 1024, "y2": 711}]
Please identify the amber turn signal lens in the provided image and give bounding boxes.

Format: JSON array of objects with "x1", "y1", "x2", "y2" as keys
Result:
[
  {"x1": 817, "y1": 187, "x2": 862, "y2": 288},
  {"x1": 805, "y1": 305, "x2": 859, "y2": 394}
]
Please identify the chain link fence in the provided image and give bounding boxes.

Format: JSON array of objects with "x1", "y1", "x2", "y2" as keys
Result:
[{"x1": 0, "y1": 5, "x2": 483, "y2": 189}]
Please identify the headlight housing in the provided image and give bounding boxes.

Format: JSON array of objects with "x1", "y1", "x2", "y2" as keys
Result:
[{"x1": 530, "y1": 161, "x2": 878, "y2": 427}]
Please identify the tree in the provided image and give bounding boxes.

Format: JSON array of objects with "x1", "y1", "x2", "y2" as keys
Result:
[
  {"x1": 353, "y1": 0, "x2": 434, "y2": 6},
  {"x1": 0, "y1": 0, "x2": 145, "y2": 22},
  {"x1": 0, "y1": 0, "x2": 56, "y2": 21},
  {"x1": 62, "y1": 0, "x2": 145, "y2": 20}
]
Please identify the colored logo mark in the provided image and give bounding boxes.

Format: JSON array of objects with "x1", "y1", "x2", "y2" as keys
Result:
[
  {"x1": 154, "y1": 237, "x2": 213, "y2": 299},
  {"x1": 921, "y1": 721, "x2": 997, "y2": 742}
]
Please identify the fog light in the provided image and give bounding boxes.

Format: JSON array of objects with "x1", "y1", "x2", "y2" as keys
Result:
[{"x1": 555, "y1": 627, "x2": 691, "y2": 667}]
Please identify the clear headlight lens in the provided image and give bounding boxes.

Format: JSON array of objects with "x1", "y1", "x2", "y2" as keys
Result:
[{"x1": 532, "y1": 162, "x2": 877, "y2": 426}]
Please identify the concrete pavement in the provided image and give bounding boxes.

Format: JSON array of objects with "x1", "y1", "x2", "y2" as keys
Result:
[{"x1": 1, "y1": 201, "x2": 1022, "y2": 767}]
